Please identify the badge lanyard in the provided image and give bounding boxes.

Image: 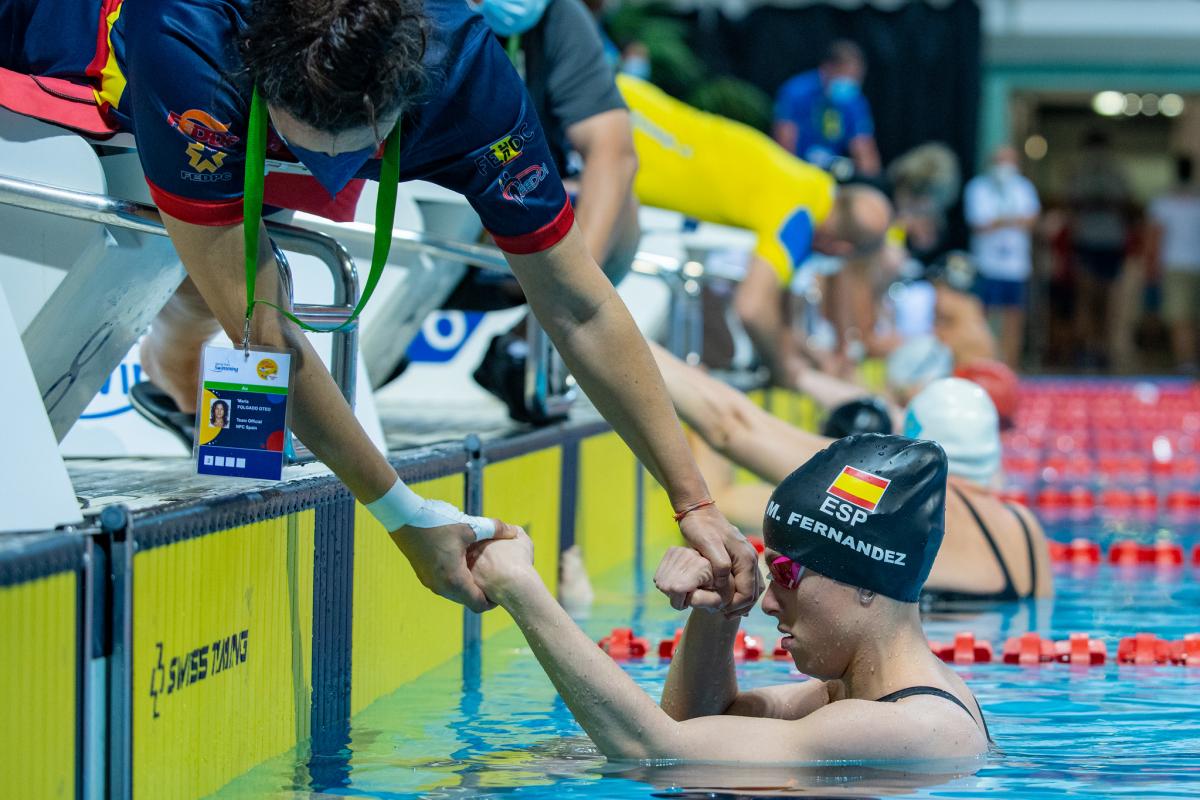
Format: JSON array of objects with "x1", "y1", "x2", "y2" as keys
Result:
[{"x1": 240, "y1": 88, "x2": 402, "y2": 351}]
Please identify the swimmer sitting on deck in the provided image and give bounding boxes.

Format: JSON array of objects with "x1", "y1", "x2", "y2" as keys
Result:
[{"x1": 470, "y1": 435, "x2": 991, "y2": 763}]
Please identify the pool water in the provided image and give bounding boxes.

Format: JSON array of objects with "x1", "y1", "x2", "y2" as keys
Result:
[{"x1": 218, "y1": 535, "x2": 1200, "y2": 799}]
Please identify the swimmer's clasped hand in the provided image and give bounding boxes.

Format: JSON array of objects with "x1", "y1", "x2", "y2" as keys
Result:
[
  {"x1": 654, "y1": 546, "x2": 724, "y2": 611},
  {"x1": 676, "y1": 504, "x2": 764, "y2": 616},
  {"x1": 372, "y1": 478, "x2": 518, "y2": 612},
  {"x1": 467, "y1": 527, "x2": 536, "y2": 606}
]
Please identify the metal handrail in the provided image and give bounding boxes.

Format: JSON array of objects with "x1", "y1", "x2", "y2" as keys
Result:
[
  {"x1": 299, "y1": 216, "x2": 511, "y2": 274},
  {"x1": 0, "y1": 174, "x2": 361, "y2": 404},
  {"x1": 303, "y1": 199, "x2": 713, "y2": 363},
  {"x1": 320, "y1": 217, "x2": 711, "y2": 409},
  {"x1": 0, "y1": 172, "x2": 735, "y2": 424},
  {"x1": 630, "y1": 252, "x2": 704, "y2": 363}
]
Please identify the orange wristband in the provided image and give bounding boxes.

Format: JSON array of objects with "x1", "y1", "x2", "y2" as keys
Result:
[{"x1": 673, "y1": 498, "x2": 715, "y2": 522}]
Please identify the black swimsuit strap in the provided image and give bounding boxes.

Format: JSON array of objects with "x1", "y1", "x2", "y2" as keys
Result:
[
  {"x1": 876, "y1": 685, "x2": 993, "y2": 743},
  {"x1": 951, "y1": 486, "x2": 1018, "y2": 601},
  {"x1": 1006, "y1": 503, "x2": 1038, "y2": 599}
]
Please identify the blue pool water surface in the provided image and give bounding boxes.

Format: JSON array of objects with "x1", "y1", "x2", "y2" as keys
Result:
[{"x1": 220, "y1": 530, "x2": 1200, "y2": 799}]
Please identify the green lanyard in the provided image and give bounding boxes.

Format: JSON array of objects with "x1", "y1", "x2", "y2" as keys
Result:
[{"x1": 242, "y1": 88, "x2": 401, "y2": 338}]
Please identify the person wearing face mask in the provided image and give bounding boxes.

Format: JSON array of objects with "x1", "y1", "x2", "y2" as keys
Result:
[
  {"x1": 773, "y1": 40, "x2": 880, "y2": 178},
  {"x1": 2, "y1": 0, "x2": 759, "y2": 616},
  {"x1": 618, "y1": 74, "x2": 892, "y2": 389},
  {"x1": 963, "y1": 146, "x2": 1041, "y2": 369},
  {"x1": 466, "y1": 434, "x2": 991, "y2": 763}
]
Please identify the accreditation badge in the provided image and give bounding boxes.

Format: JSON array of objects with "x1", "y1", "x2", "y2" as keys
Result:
[{"x1": 194, "y1": 345, "x2": 294, "y2": 481}]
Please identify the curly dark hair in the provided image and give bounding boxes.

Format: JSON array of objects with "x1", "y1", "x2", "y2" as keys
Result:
[
  {"x1": 241, "y1": 0, "x2": 429, "y2": 134},
  {"x1": 210, "y1": 399, "x2": 230, "y2": 426}
]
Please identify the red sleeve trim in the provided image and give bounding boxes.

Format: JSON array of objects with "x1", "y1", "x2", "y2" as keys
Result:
[
  {"x1": 147, "y1": 179, "x2": 244, "y2": 226},
  {"x1": 489, "y1": 199, "x2": 575, "y2": 255}
]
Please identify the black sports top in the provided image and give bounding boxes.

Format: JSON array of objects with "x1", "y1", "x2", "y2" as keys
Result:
[
  {"x1": 922, "y1": 486, "x2": 1038, "y2": 605},
  {"x1": 876, "y1": 685, "x2": 992, "y2": 743}
]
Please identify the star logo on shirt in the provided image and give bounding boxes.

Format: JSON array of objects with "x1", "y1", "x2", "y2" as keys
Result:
[{"x1": 186, "y1": 142, "x2": 226, "y2": 173}]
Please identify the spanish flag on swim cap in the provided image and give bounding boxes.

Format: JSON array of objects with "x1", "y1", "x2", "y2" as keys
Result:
[{"x1": 763, "y1": 434, "x2": 947, "y2": 602}]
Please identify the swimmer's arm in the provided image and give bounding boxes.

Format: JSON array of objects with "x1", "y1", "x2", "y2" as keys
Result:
[
  {"x1": 841, "y1": 257, "x2": 898, "y2": 358},
  {"x1": 663, "y1": 698, "x2": 981, "y2": 761},
  {"x1": 567, "y1": 108, "x2": 638, "y2": 266},
  {"x1": 773, "y1": 120, "x2": 799, "y2": 155},
  {"x1": 650, "y1": 341, "x2": 827, "y2": 485},
  {"x1": 849, "y1": 135, "x2": 881, "y2": 178},
  {"x1": 660, "y1": 610, "x2": 742, "y2": 720},
  {"x1": 497, "y1": 572, "x2": 968, "y2": 761},
  {"x1": 159, "y1": 213, "x2": 397, "y2": 502},
  {"x1": 794, "y1": 365, "x2": 871, "y2": 411},
  {"x1": 659, "y1": 607, "x2": 833, "y2": 722},
  {"x1": 734, "y1": 256, "x2": 805, "y2": 387},
  {"x1": 724, "y1": 680, "x2": 833, "y2": 720},
  {"x1": 507, "y1": 229, "x2": 761, "y2": 611},
  {"x1": 495, "y1": 566, "x2": 838, "y2": 761},
  {"x1": 495, "y1": 563, "x2": 698, "y2": 760},
  {"x1": 160, "y1": 213, "x2": 495, "y2": 609}
]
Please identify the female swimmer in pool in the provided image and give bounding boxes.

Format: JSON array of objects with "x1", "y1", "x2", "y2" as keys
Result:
[
  {"x1": 470, "y1": 435, "x2": 990, "y2": 764},
  {"x1": 651, "y1": 342, "x2": 1052, "y2": 603}
]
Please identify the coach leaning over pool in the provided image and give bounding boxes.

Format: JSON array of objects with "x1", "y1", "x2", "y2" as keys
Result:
[{"x1": 0, "y1": 0, "x2": 760, "y2": 613}]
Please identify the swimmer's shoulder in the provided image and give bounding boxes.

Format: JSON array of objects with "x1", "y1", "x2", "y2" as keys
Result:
[{"x1": 801, "y1": 689, "x2": 987, "y2": 760}]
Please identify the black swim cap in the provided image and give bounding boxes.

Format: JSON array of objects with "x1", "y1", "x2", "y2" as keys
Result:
[
  {"x1": 821, "y1": 397, "x2": 893, "y2": 438},
  {"x1": 762, "y1": 433, "x2": 947, "y2": 602}
]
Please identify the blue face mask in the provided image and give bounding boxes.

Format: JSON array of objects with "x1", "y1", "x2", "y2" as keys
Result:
[
  {"x1": 826, "y1": 77, "x2": 861, "y2": 104},
  {"x1": 281, "y1": 139, "x2": 377, "y2": 197},
  {"x1": 471, "y1": 0, "x2": 550, "y2": 36}
]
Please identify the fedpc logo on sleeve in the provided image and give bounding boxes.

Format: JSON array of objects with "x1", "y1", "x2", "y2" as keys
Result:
[{"x1": 475, "y1": 123, "x2": 535, "y2": 175}]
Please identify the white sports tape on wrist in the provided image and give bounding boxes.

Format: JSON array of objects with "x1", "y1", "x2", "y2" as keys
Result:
[{"x1": 365, "y1": 479, "x2": 496, "y2": 541}]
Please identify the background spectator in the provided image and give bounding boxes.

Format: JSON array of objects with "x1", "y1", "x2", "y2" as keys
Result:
[
  {"x1": 1068, "y1": 130, "x2": 1132, "y2": 371},
  {"x1": 772, "y1": 40, "x2": 880, "y2": 177},
  {"x1": 1147, "y1": 155, "x2": 1200, "y2": 374},
  {"x1": 964, "y1": 145, "x2": 1041, "y2": 369}
]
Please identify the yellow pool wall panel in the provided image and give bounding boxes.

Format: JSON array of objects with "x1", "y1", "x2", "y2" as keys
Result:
[
  {"x1": 481, "y1": 447, "x2": 562, "y2": 640},
  {"x1": 351, "y1": 474, "x2": 467, "y2": 715},
  {"x1": 0, "y1": 570, "x2": 77, "y2": 799},
  {"x1": 575, "y1": 432, "x2": 638, "y2": 580},
  {"x1": 131, "y1": 511, "x2": 314, "y2": 800}
]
